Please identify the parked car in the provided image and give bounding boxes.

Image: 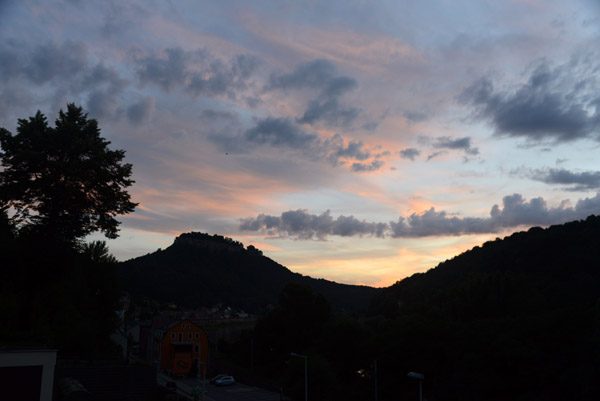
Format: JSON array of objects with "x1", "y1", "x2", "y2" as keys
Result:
[
  {"x1": 214, "y1": 376, "x2": 235, "y2": 386},
  {"x1": 209, "y1": 374, "x2": 230, "y2": 384}
]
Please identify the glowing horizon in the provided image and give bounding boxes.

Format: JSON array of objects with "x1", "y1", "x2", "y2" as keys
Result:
[{"x1": 2, "y1": 0, "x2": 600, "y2": 288}]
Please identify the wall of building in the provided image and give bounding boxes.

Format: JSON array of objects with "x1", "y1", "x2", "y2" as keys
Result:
[{"x1": 159, "y1": 319, "x2": 209, "y2": 377}]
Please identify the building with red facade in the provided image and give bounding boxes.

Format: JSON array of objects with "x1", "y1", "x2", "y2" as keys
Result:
[{"x1": 151, "y1": 319, "x2": 209, "y2": 377}]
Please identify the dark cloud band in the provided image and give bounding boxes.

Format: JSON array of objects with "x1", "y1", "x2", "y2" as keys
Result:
[
  {"x1": 210, "y1": 117, "x2": 386, "y2": 172},
  {"x1": 526, "y1": 168, "x2": 600, "y2": 191},
  {"x1": 240, "y1": 192, "x2": 600, "y2": 239},
  {"x1": 240, "y1": 210, "x2": 387, "y2": 240},
  {"x1": 460, "y1": 58, "x2": 600, "y2": 143},
  {"x1": 433, "y1": 136, "x2": 479, "y2": 155},
  {"x1": 133, "y1": 47, "x2": 259, "y2": 99},
  {"x1": 399, "y1": 148, "x2": 421, "y2": 160},
  {"x1": 267, "y1": 59, "x2": 360, "y2": 128}
]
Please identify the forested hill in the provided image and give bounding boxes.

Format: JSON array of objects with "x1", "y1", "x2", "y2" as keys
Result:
[
  {"x1": 118, "y1": 232, "x2": 379, "y2": 313},
  {"x1": 373, "y1": 214, "x2": 600, "y2": 315},
  {"x1": 367, "y1": 215, "x2": 600, "y2": 400}
]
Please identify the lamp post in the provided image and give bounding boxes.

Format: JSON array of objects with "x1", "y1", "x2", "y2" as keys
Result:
[
  {"x1": 374, "y1": 359, "x2": 378, "y2": 401},
  {"x1": 407, "y1": 371, "x2": 424, "y2": 401},
  {"x1": 290, "y1": 352, "x2": 308, "y2": 401},
  {"x1": 250, "y1": 338, "x2": 254, "y2": 370}
]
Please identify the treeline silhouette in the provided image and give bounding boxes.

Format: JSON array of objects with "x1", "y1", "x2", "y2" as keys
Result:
[
  {"x1": 0, "y1": 227, "x2": 122, "y2": 359},
  {"x1": 221, "y1": 216, "x2": 600, "y2": 401}
]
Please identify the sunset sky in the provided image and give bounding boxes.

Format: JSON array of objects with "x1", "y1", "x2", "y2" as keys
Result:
[{"x1": 2, "y1": 0, "x2": 600, "y2": 287}]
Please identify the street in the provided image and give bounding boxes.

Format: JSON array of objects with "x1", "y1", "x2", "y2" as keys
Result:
[
  {"x1": 158, "y1": 372, "x2": 284, "y2": 401},
  {"x1": 206, "y1": 382, "x2": 284, "y2": 401}
]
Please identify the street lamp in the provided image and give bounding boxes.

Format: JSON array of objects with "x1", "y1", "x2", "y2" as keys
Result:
[
  {"x1": 407, "y1": 371, "x2": 424, "y2": 401},
  {"x1": 290, "y1": 352, "x2": 308, "y2": 401}
]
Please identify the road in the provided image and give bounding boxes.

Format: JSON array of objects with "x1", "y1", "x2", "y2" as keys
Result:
[
  {"x1": 205, "y1": 382, "x2": 284, "y2": 401},
  {"x1": 158, "y1": 373, "x2": 284, "y2": 401}
]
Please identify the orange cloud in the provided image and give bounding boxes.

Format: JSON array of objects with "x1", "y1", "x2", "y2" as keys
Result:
[{"x1": 405, "y1": 195, "x2": 437, "y2": 215}]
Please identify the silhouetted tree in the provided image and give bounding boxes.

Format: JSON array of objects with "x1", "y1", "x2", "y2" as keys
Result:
[
  {"x1": 0, "y1": 104, "x2": 137, "y2": 245},
  {"x1": 0, "y1": 105, "x2": 130, "y2": 359},
  {"x1": 82, "y1": 240, "x2": 118, "y2": 264}
]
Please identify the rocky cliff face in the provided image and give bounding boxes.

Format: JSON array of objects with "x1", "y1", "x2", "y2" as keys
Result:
[{"x1": 173, "y1": 232, "x2": 245, "y2": 253}]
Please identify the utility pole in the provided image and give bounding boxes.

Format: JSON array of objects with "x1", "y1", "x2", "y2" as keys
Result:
[
  {"x1": 374, "y1": 359, "x2": 378, "y2": 401},
  {"x1": 250, "y1": 338, "x2": 254, "y2": 370},
  {"x1": 408, "y1": 371, "x2": 424, "y2": 401}
]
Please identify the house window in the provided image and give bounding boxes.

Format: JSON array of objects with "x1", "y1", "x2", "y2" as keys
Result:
[
  {"x1": 188, "y1": 333, "x2": 193, "y2": 340},
  {"x1": 178, "y1": 333, "x2": 183, "y2": 342},
  {"x1": 194, "y1": 345, "x2": 199, "y2": 353},
  {"x1": 195, "y1": 333, "x2": 199, "y2": 339},
  {"x1": 171, "y1": 333, "x2": 176, "y2": 340}
]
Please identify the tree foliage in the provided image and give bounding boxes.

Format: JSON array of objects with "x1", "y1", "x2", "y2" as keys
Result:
[
  {"x1": 0, "y1": 104, "x2": 137, "y2": 244},
  {"x1": 0, "y1": 235, "x2": 122, "y2": 359},
  {"x1": 0, "y1": 105, "x2": 130, "y2": 359}
]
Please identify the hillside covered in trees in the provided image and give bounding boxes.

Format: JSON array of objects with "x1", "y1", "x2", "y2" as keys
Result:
[
  {"x1": 217, "y1": 216, "x2": 600, "y2": 401},
  {"x1": 377, "y1": 214, "x2": 600, "y2": 312},
  {"x1": 363, "y1": 215, "x2": 600, "y2": 400},
  {"x1": 118, "y1": 232, "x2": 379, "y2": 314}
]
